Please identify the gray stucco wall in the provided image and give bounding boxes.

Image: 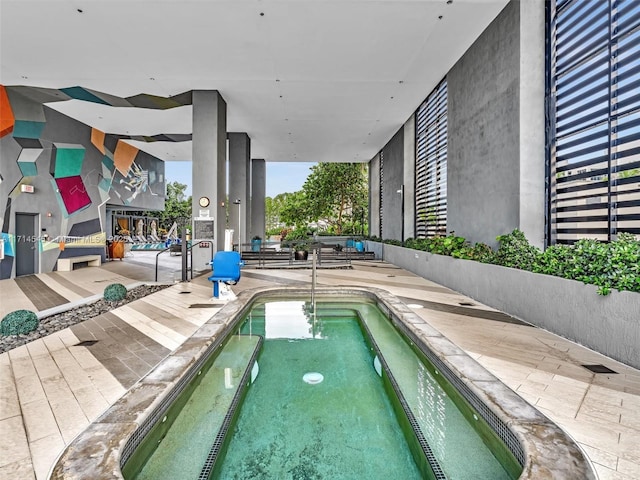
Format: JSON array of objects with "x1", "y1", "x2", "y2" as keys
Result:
[
  {"x1": 380, "y1": 128, "x2": 404, "y2": 241},
  {"x1": 368, "y1": 153, "x2": 380, "y2": 237},
  {"x1": 376, "y1": 242, "x2": 640, "y2": 370},
  {"x1": 447, "y1": 1, "x2": 521, "y2": 247},
  {"x1": 403, "y1": 115, "x2": 416, "y2": 241}
]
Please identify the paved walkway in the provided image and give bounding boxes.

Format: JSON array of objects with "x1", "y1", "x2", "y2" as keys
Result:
[{"x1": 0, "y1": 258, "x2": 639, "y2": 479}]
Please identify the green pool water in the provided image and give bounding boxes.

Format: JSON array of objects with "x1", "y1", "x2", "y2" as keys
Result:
[{"x1": 128, "y1": 299, "x2": 517, "y2": 480}]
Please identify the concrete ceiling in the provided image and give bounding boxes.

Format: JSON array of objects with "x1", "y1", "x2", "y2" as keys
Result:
[{"x1": 0, "y1": 0, "x2": 509, "y2": 163}]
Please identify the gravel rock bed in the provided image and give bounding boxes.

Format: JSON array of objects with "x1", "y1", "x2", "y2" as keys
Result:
[{"x1": 0, "y1": 284, "x2": 170, "y2": 354}]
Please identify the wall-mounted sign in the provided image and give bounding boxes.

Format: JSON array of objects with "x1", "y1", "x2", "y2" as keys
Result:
[
  {"x1": 199, "y1": 209, "x2": 210, "y2": 218},
  {"x1": 194, "y1": 219, "x2": 214, "y2": 239}
]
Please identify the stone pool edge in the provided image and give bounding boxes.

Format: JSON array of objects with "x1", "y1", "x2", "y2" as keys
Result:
[{"x1": 48, "y1": 285, "x2": 597, "y2": 480}]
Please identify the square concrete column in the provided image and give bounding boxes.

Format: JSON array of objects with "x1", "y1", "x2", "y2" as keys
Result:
[
  {"x1": 192, "y1": 90, "x2": 227, "y2": 269},
  {"x1": 228, "y1": 133, "x2": 251, "y2": 249},
  {"x1": 250, "y1": 159, "x2": 266, "y2": 240}
]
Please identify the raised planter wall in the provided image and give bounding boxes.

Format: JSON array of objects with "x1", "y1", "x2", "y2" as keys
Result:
[{"x1": 368, "y1": 241, "x2": 640, "y2": 369}]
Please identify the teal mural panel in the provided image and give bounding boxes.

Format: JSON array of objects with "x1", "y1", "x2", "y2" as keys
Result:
[
  {"x1": 102, "y1": 155, "x2": 114, "y2": 171},
  {"x1": 60, "y1": 87, "x2": 110, "y2": 105},
  {"x1": 13, "y1": 120, "x2": 45, "y2": 139},
  {"x1": 99, "y1": 178, "x2": 112, "y2": 192},
  {"x1": 18, "y1": 161, "x2": 38, "y2": 177},
  {"x1": 54, "y1": 146, "x2": 85, "y2": 178},
  {"x1": 1, "y1": 233, "x2": 15, "y2": 257}
]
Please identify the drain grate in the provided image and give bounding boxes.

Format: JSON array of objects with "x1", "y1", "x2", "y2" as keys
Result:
[
  {"x1": 189, "y1": 304, "x2": 218, "y2": 309},
  {"x1": 582, "y1": 364, "x2": 618, "y2": 374},
  {"x1": 75, "y1": 340, "x2": 98, "y2": 347},
  {"x1": 459, "y1": 301, "x2": 475, "y2": 306},
  {"x1": 179, "y1": 291, "x2": 192, "y2": 294}
]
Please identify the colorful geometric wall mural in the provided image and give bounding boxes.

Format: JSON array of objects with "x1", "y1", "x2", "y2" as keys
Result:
[
  {"x1": 0, "y1": 84, "x2": 183, "y2": 279},
  {"x1": 49, "y1": 143, "x2": 91, "y2": 216},
  {"x1": 0, "y1": 85, "x2": 15, "y2": 137}
]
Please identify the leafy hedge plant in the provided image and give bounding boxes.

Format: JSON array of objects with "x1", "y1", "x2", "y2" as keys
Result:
[
  {"x1": 1, "y1": 310, "x2": 39, "y2": 336},
  {"x1": 375, "y1": 230, "x2": 640, "y2": 295},
  {"x1": 104, "y1": 283, "x2": 128, "y2": 302}
]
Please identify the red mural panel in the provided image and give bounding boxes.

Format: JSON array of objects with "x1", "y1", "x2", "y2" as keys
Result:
[{"x1": 55, "y1": 176, "x2": 92, "y2": 214}]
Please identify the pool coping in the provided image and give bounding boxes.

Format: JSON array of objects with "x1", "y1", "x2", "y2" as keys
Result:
[{"x1": 48, "y1": 285, "x2": 597, "y2": 480}]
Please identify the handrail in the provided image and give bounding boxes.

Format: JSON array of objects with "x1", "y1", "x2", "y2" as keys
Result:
[
  {"x1": 154, "y1": 240, "x2": 214, "y2": 282},
  {"x1": 154, "y1": 246, "x2": 172, "y2": 282},
  {"x1": 188, "y1": 240, "x2": 214, "y2": 280}
]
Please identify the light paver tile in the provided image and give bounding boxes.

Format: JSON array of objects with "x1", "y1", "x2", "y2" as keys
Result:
[
  {"x1": 73, "y1": 385, "x2": 110, "y2": 420},
  {"x1": 618, "y1": 456, "x2": 640, "y2": 478},
  {"x1": 0, "y1": 358, "x2": 21, "y2": 421},
  {"x1": 29, "y1": 432, "x2": 65, "y2": 480},
  {"x1": 85, "y1": 366, "x2": 127, "y2": 403},
  {"x1": 526, "y1": 370, "x2": 556, "y2": 383},
  {"x1": 67, "y1": 345, "x2": 104, "y2": 370},
  {"x1": 55, "y1": 329, "x2": 80, "y2": 349},
  {"x1": 47, "y1": 347, "x2": 94, "y2": 391},
  {"x1": 0, "y1": 281, "x2": 37, "y2": 318},
  {"x1": 40, "y1": 335, "x2": 70, "y2": 353},
  {"x1": 515, "y1": 379, "x2": 548, "y2": 398},
  {"x1": 8, "y1": 344, "x2": 31, "y2": 360},
  {"x1": 112, "y1": 308, "x2": 181, "y2": 351},
  {"x1": 20, "y1": 399, "x2": 59, "y2": 443},
  {"x1": 593, "y1": 463, "x2": 635, "y2": 480},
  {"x1": 24, "y1": 340, "x2": 49, "y2": 359},
  {"x1": 548, "y1": 414, "x2": 621, "y2": 452},
  {"x1": 30, "y1": 352, "x2": 61, "y2": 382},
  {"x1": 579, "y1": 400, "x2": 623, "y2": 424},
  {"x1": 580, "y1": 443, "x2": 619, "y2": 470},
  {"x1": 0, "y1": 459, "x2": 36, "y2": 480},
  {"x1": 11, "y1": 359, "x2": 47, "y2": 405},
  {"x1": 536, "y1": 396, "x2": 583, "y2": 419},
  {"x1": 0, "y1": 416, "x2": 30, "y2": 468},
  {"x1": 620, "y1": 412, "x2": 640, "y2": 430}
]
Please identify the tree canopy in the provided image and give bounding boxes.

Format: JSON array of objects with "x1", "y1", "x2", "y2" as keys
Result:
[
  {"x1": 279, "y1": 163, "x2": 368, "y2": 235},
  {"x1": 152, "y1": 181, "x2": 191, "y2": 229}
]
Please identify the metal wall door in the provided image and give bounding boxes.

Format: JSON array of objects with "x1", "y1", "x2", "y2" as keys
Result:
[{"x1": 15, "y1": 213, "x2": 38, "y2": 276}]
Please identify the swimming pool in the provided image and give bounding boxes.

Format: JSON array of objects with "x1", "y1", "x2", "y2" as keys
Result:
[{"x1": 49, "y1": 286, "x2": 596, "y2": 480}]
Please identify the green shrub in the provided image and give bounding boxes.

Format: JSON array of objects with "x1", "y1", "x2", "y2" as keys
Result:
[
  {"x1": 1, "y1": 310, "x2": 39, "y2": 336},
  {"x1": 104, "y1": 283, "x2": 128, "y2": 302},
  {"x1": 373, "y1": 229, "x2": 640, "y2": 295},
  {"x1": 492, "y1": 229, "x2": 541, "y2": 270},
  {"x1": 534, "y1": 233, "x2": 640, "y2": 295}
]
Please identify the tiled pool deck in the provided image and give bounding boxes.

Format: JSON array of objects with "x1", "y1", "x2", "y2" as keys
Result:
[{"x1": 1, "y1": 258, "x2": 639, "y2": 479}]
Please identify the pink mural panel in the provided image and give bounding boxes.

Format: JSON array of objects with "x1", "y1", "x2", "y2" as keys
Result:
[{"x1": 55, "y1": 176, "x2": 91, "y2": 214}]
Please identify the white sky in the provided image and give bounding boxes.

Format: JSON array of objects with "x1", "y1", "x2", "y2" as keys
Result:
[{"x1": 163, "y1": 161, "x2": 316, "y2": 198}]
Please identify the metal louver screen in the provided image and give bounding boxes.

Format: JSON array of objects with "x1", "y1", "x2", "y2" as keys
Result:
[
  {"x1": 379, "y1": 150, "x2": 384, "y2": 238},
  {"x1": 415, "y1": 79, "x2": 447, "y2": 238},
  {"x1": 549, "y1": 0, "x2": 640, "y2": 243}
]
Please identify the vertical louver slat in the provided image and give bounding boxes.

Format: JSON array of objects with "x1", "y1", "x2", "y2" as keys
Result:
[
  {"x1": 415, "y1": 79, "x2": 447, "y2": 239},
  {"x1": 549, "y1": 0, "x2": 640, "y2": 243}
]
